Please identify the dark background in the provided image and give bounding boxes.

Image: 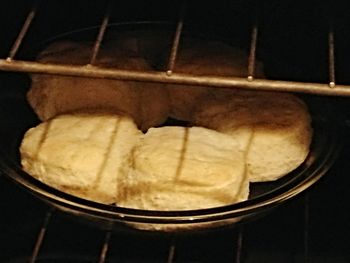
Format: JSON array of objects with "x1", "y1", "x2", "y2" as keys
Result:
[
  {"x1": 1, "y1": 0, "x2": 350, "y2": 82},
  {"x1": 0, "y1": 0, "x2": 350, "y2": 262}
]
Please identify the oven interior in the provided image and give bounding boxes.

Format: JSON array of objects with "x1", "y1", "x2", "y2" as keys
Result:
[{"x1": 1, "y1": 0, "x2": 350, "y2": 262}]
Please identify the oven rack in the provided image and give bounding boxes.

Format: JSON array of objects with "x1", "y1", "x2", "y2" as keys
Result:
[
  {"x1": 0, "y1": 0, "x2": 349, "y2": 96},
  {"x1": 3, "y1": 165, "x2": 346, "y2": 263},
  {"x1": 3, "y1": 190, "x2": 313, "y2": 263},
  {"x1": 28, "y1": 208, "x2": 301, "y2": 263}
]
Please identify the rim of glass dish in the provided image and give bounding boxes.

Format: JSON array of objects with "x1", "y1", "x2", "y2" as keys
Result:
[{"x1": 0, "y1": 21, "x2": 343, "y2": 227}]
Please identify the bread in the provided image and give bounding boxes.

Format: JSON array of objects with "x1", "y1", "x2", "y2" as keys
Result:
[
  {"x1": 28, "y1": 40, "x2": 170, "y2": 131},
  {"x1": 193, "y1": 91, "x2": 312, "y2": 182},
  {"x1": 164, "y1": 39, "x2": 265, "y2": 122},
  {"x1": 19, "y1": 113, "x2": 142, "y2": 204},
  {"x1": 21, "y1": 36, "x2": 312, "y2": 214},
  {"x1": 118, "y1": 126, "x2": 249, "y2": 210}
]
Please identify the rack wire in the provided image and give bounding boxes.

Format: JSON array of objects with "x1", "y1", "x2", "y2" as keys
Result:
[
  {"x1": 23, "y1": 202, "x2": 311, "y2": 262},
  {"x1": 0, "y1": 0, "x2": 349, "y2": 96},
  {"x1": 27, "y1": 210, "x2": 207, "y2": 262}
]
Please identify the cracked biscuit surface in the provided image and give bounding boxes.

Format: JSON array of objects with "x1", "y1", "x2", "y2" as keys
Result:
[
  {"x1": 118, "y1": 126, "x2": 249, "y2": 210},
  {"x1": 193, "y1": 91, "x2": 312, "y2": 182},
  {"x1": 20, "y1": 113, "x2": 142, "y2": 204}
]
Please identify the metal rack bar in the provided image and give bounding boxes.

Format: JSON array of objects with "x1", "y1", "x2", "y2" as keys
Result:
[
  {"x1": 303, "y1": 194, "x2": 310, "y2": 263},
  {"x1": 247, "y1": 3, "x2": 259, "y2": 81},
  {"x1": 97, "y1": 231, "x2": 112, "y2": 263},
  {"x1": 235, "y1": 227, "x2": 244, "y2": 263},
  {"x1": 29, "y1": 209, "x2": 53, "y2": 263},
  {"x1": 6, "y1": 0, "x2": 39, "y2": 61},
  {"x1": 166, "y1": 237, "x2": 176, "y2": 263},
  {"x1": 1, "y1": 59, "x2": 350, "y2": 96},
  {"x1": 89, "y1": 0, "x2": 112, "y2": 65},
  {"x1": 166, "y1": 1, "x2": 187, "y2": 76},
  {"x1": 247, "y1": 24, "x2": 258, "y2": 81},
  {"x1": 328, "y1": 24, "x2": 336, "y2": 88}
]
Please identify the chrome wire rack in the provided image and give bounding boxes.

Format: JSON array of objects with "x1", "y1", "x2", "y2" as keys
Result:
[
  {"x1": 1, "y1": 160, "x2": 349, "y2": 263},
  {"x1": 0, "y1": 0, "x2": 350, "y2": 96}
]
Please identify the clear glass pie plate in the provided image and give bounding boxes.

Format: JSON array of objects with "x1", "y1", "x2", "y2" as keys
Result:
[{"x1": 0, "y1": 22, "x2": 342, "y2": 233}]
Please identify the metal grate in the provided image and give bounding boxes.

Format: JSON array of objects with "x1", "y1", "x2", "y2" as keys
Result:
[
  {"x1": 2, "y1": 168, "x2": 349, "y2": 263},
  {"x1": 0, "y1": 0, "x2": 349, "y2": 96},
  {"x1": 27, "y1": 211, "x2": 253, "y2": 263},
  {"x1": 24, "y1": 199, "x2": 310, "y2": 263},
  {"x1": 19, "y1": 207, "x2": 311, "y2": 262}
]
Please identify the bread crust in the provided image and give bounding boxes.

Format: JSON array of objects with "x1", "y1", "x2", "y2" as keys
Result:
[
  {"x1": 22, "y1": 37, "x2": 313, "y2": 211},
  {"x1": 28, "y1": 40, "x2": 170, "y2": 131},
  {"x1": 20, "y1": 113, "x2": 142, "y2": 204},
  {"x1": 193, "y1": 91, "x2": 312, "y2": 182},
  {"x1": 164, "y1": 39, "x2": 265, "y2": 122},
  {"x1": 118, "y1": 126, "x2": 249, "y2": 210}
]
